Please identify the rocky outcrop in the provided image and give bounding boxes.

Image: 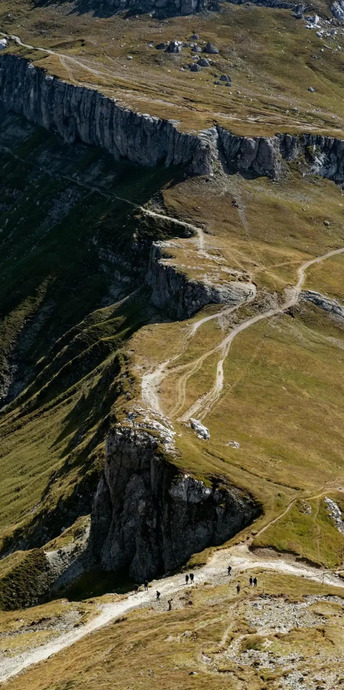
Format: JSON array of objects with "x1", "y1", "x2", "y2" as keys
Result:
[
  {"x1": 74, "y1": 0, "x2": 296, "y2": 16},
  {"x1": 0, "y1": 55, "x2": 343, "y2": 182},
  {"x1": 217, "y1": 130, "x2": 280, "y2": 177},
  {"x1": 85, "y1": 0, "x2": 220, "y2": 16},
  {"x1": 301, "y1": 290, "x2": 344, "y2": 319},
  {"x1": 331, "y1": 0, "x2": 344, "y2": 22},
  {"x1": 0, "y1": 55, "x2": 214, "y2": 175},
  {"x1": 146, "y1": 242, "x2": 256, "y2": 318},
  {"x1": 218, "y1": 129, "x2": 344, "y2": 183},
  {"x1": 227, "y1": 0, "x2": 294, "y2": 8},
  {"x1": 90, "y1": 424, "x2": 259, "y2": 581}
]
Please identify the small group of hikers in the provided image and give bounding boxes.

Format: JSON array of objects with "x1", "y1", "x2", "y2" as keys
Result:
[
  {"x1": 155, "y1": 573, "x2": 195, "y2": 610},
  {"x1": 147, "y1": 567, "x2": 259, "y2": 611},
  {"x1": 228, "y1": 564, "x2": 258, "y2": 594}
]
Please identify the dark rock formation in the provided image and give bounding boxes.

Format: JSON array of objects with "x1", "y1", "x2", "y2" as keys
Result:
[
  {"x1": 301, "y1": 290, "x2": 344, "y2": 319},
  {"x1": 83, "y1": 0, "x2": 296, "y2": 17},
  {"x1": 0, "y1": 55, "x2": 215, "y2": 176},
  {"x1": 86, "y1": 0, "x2": 220, "y2": 17},
  {"x1": 0, "y1": 55, "x2": 344, "y2": 183},
  {"x1": 227, "y1": 0, "x2": 294, "y2": 7},
  {"x1": 90, "y1": 425, "x2": 259, "y2": 581}
]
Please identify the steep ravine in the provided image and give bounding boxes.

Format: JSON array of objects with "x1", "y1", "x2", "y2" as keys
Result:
[
  {"x1": 89, "y1": 424, "x2": 259, "y2": 581},
  {"x1": 0, "y1": 55, "x2": 344, "y2": 182}
]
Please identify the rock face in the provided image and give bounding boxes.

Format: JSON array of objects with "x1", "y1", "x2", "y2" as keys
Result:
[
  {"x1": 73, "y1": 0, "x2": 294, "y2": 16},
  {"x1": 301, "y1": 290, "x2": 344, "y2": 319},
  {"x1": 0, "y1": 55, "x2": 215, "y2": 176},
  {"x1": 227, "y1": 0, "x2": 294, "y2": 7},
  {"x1": 0, "y1": 55, "x2": 344, "y2": 182},
  {"x1": 90, "y1": 425, "x2": 259, "y2": 581},
  {"x1": 86, "y1": 0, "x2": 219, "y2": 16},
  {"x1": 332, "y1": 0, "x2": 344, "y2": 22},
  {"x1": 146, "y1": 242, "x2": 256, "y2": 318}
]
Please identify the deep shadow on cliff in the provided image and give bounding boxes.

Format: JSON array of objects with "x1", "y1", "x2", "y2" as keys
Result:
[{"x1": 89, "y1": 426, "x2": 261, "y2": 582}]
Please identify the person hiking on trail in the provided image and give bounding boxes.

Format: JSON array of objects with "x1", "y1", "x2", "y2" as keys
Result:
[
  {"x1": 236, "y1": 583, "x2": 240, "y2": 595},
  {"x1": 253, "y1": 576, "x2": 257, "y2": 587},
  {"x1": 168, "y1": 599, "x2": 173, "y2": 611},
  {"x1": 249, "y1": 576, "x2": 253, "y2": 586},
  {"x1": 144, "y1": 580, "x2": 149, "y2": 591},
  {"x1": 185, "y1": 574, "x2": 189, "y2": 585},
  {"x1": 190, "y1": 573, "x2": 194, "y2": 583},
  {"x1": 227, "y1": 565, "x2": 232, "y2": 576},
  {"x1": 156, "y1": 591, "x2": 161, "y2": 600}
]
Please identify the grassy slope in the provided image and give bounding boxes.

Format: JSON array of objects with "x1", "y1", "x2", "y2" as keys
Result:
[
  {"x1": 0, "y1": 114, "x2": 179, "y2": 549},
  {"x1": 0, "y1": 2, "x2": 343, "y2": 136},
  {"x1": 131, "y1": 170, "x2": 344, "y2": 567}
]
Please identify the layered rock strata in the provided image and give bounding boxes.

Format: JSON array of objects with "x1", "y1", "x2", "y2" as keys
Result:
[
  {"x1": 90, "y1": 424, "x2": 259, "y2": 581},
  {"x1": 0, "y1": 55, "x2": 344, "y2": 182}
]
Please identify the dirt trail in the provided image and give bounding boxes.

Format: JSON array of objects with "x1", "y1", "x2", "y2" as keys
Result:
[
  {"x1": 141, "y1": 242, "x2": 344, "y2": 421},
  {"x1": 180, "y1": 246, "x2": 344, "y2": 421},
  {"x1": 1, "y1": 32, "x2": 113, "y2": 83},
  {"x1": 2, "y1": 536, "x2": 344, "y2": 685}
]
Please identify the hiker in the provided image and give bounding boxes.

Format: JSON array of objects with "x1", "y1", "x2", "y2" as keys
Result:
[
  {"x1": 236, "y1": 583, "x2": 240, "y2": 595},
  {"x1": 144, "y1": 579, "x2": 149, "y2": 591},
  {"x1": 168, "y1": 599, "x2": 173, "y2": 611},
  {"x1": 190, "y1": 573, "x2": 194, "y2": 583},
  {"x1": 156, "y1": 591, "x2": 161, "y2": 600},
  {"x1": 185, "y1": 574, "x2": 189, "y2": 585},
  {"x1": 227, "y1": 565, "x2": 232, "y2": 576},
  {"x1": 249, "y1": 576, "x2": 253, "y2": 587},
  {"x1": 253, "y1": 576, "x2": 257, "y2": 587}
]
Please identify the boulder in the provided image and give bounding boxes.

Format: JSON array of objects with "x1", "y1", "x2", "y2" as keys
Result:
[
  {"x1": 189, "y1": 63, "x2": 202, "y2": 71},
  {"x1": 166, "y1": 40, "x2": 183, "y2": 53},
  {"x1": 204, "y1": 42, "x2": 219, "y2": 54},
  {"x1": 191, "y1": 45, "x2": 202, "y2": 52},
  {"x1": 156, "y1": 42, "x2": 169, "y2": 50},
  {"x1": 197, "y1": 57, "x2": 210, "y2": 66},
  {"x1": 220, "y1": 74, "x2": 231, "y2": 83},
  {"x1": 190, "y1": 418, "x2": 210, "y2": 439},
  {"x1": 292, "y1": 3, "x2": 304, "y2": 18}
]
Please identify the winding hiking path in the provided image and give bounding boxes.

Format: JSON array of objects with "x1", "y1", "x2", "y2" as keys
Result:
[{"x1": 142, "y1": 246, "x2": 344, "y2": 422}]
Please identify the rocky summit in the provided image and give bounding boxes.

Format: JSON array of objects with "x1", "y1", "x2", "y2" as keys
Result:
[{"x1": 1, "y1": 0, "x2": 344, "y2": 687}]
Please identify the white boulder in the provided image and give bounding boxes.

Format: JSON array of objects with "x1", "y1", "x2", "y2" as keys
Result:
[{"x1": 190, "y1": 418, "x2": 210, "y2": 440}]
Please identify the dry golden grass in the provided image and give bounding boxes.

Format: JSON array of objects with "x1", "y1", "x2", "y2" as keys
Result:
[{"x1": 4, "y1": 571, "x2": 344, "y2": 690}]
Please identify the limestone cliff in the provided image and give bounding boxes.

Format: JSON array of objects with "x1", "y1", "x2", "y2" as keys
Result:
[
  {"x1": 90, "y1": 424, "x2": 259, "y2": 581},
  {"x1": 0, "y1": 55, "x2": 214, "y2": 175},
  {"x1": 146, "y1": 241, "x2": 256, "y2": 318},
  {"x1": 0, "y1": 55, "x2": 344, "y2": 182}
]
